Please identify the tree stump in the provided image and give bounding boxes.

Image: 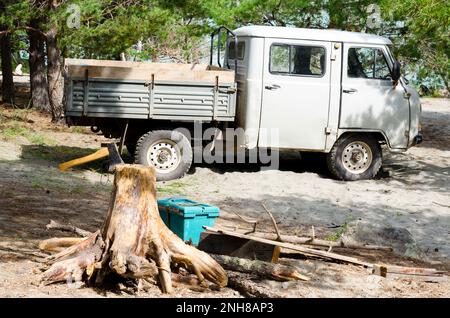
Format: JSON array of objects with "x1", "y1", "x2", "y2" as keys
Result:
[{"x1": 41, "y1": 164, "x2": 227, "y2": 293}]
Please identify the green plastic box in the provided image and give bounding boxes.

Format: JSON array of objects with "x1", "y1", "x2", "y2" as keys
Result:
[{"x1": 157, "y1": 197, "x2": 220, "y2": 245}]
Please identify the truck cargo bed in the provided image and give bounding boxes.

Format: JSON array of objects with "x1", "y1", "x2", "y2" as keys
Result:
[{"x1": 64, "y1": 59, "x2": 237, "y2": 122}]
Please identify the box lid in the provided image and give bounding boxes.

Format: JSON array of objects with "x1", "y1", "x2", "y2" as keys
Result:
[{"x1": 157, "y1": 197, "x2": 220, "y2": 218}]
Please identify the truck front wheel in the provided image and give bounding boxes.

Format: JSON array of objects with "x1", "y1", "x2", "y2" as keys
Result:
[
  {"x1": 135, "y1": 130, "x2": 193, "y2": 181},
  {"x1": 327, "y1": 134, "x2": 382, "y2": 181}
]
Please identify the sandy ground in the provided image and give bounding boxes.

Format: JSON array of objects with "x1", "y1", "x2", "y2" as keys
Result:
[{"x1": 0, "y1": 97, "x2": 448, "y2": 298}]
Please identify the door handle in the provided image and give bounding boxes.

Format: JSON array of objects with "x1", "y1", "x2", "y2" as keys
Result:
[
  {"x1": 343, "y1": 88, "x2": 358, "y2": 94},
  {"x1": 265, "y1": 84, "x2": 280, "y2": 90}
]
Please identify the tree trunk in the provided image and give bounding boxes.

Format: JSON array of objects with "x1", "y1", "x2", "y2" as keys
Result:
[
  {"x1": 46, "y1": 27, "x2": 64, "y2": 121},
  {"x1": 440, "y1": 73, "x2": 449, "y2": 94},
  {"x1": 41, "y1": 164, "x2": 227, "y2": 293},
  {"x1": 28, "y1": 23, "x2": 50, "y2": 111},
  {"x1": 1, "y1": 30, "x2": 14, "y2": 104}
]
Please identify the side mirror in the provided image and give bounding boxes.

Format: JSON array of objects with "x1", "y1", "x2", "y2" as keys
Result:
[{"x1": 392, "y1": 61, "x2": 401, "y2": 82}]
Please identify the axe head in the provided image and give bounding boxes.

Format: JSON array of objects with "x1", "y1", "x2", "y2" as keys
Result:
[{"x1": 106, "y1": 143, "x2": 125, "y2": 172}]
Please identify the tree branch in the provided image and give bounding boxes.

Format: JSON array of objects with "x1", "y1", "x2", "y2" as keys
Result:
[
  {"x1": 22, "y1": 26, "x2": 48, "y2": 38},
  {"x1": 0, "y1": 26, "x2": 47, "y2": 38},
  {"x1": 261, "y1": 201, "x2": 282, "y2": 241}
]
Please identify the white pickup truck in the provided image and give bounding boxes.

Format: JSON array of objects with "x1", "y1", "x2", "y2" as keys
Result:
[{"x1": 64, "y1": 25, "x2": 422, "y2": 181}]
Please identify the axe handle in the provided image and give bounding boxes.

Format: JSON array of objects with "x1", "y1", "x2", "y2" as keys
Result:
[{"x1": 58, "y1": 147, "x2": 109, "y2": 171}]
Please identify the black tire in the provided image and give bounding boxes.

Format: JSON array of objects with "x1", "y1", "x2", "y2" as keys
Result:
[
  {"x1": 326, "y1": 134, "x2": 382, "y2": 181},
  {"x1": 135, "y1": 130, "x2": 193, "y2": 181}
]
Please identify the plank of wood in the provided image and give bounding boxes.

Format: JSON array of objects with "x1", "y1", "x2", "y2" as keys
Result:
[
  {"x1": 251, "y1": 232, "x2": 393, "y2": 251},
  {"x1": 386, "y1": 265, "x2": 445, "y2": 276},
  {"x1": 372, "y1": 264, "x2": 387, "y2": 277},
  {"x1": 65, "y1": 58, "x2": 209, "y2": 70},
  {"x1": 58, "y1": 147, "x2": 109, "y2": 171},
  {"x1": 204, "y1": 226, "x2": 373, "y2": 267},
  {"x1": 67, "y1": 63, "x2": 235, "y2": 84}
]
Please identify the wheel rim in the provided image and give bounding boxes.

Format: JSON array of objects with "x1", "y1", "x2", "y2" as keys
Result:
[
  {"x1": 147, "y1": 139, "x2": 181, "y2": 174},
  {"x1": 341, "y1": 141, "x2": 373, "y2": 174}
]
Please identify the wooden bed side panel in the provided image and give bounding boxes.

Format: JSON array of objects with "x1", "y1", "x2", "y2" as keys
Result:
[{"x1": 66, "y1": 59, "x2": 235, "y2": 84}]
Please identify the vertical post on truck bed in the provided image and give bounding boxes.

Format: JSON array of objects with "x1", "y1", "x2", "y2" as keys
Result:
[
  {"x1": 213, "y1": 76, "x2": 219, "y2": 120},
  {"x1": 82, "y1": 68, "x2": 89, "y2": 116},
  {"x1": 147, "y1": 73, "x2": 155, "y2": 118}
]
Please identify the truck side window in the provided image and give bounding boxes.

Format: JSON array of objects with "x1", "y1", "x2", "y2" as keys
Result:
[
  {"x1": 270, "y1": 45, "x2": 290, "y2": 73},
  {"x1": 348, "y1": 48, "x2": 391, "y2": 80},
  {"x1": 228, "y1": 41, "x2": 245, "y2": 60},
  {"x1": 270, "y1": 44, "x2": 325, "y2": 76}
]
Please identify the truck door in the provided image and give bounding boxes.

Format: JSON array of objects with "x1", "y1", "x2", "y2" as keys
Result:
[
  {"x1": 259, "y1": 39, "x2": 332, "y2": 150},
  {"x1": 340, "y1": 44, "x2": 409, "y2": 148}
]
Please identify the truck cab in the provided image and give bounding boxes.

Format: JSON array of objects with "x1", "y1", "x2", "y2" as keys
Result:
[{"x1": 226, "y1": 25, "x2": 422, "y2": 180}]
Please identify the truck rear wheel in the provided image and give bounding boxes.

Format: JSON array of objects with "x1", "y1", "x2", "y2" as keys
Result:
[
  {"x1": 327, "y1": 134, "x2": 382, "y2": 181},
  {"x1": 135, "y1": 130, "x2": 193, "y2": 181}
]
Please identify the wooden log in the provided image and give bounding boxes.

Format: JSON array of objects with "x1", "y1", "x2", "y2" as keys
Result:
[
  {"x1": 212, "y1": 254, "x2": 309, "y2": 281},
  {"x1": 227, "y1": 272, "x2": 283, "y2": 298},
  {"x1": 41, "y1": 164, "x2": 227, "y2": 293}
]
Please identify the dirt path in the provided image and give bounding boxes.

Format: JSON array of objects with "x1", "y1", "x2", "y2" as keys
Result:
[{"x1": 0, "y1": 98, "x2": 448, "y2": 297}]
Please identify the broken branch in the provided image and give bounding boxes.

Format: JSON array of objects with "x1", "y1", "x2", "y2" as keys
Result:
[{"x1": 261, "y1": 201, "x2": 282, "y2": 241}]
